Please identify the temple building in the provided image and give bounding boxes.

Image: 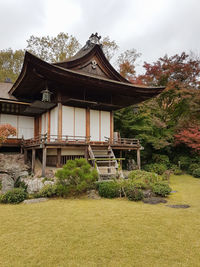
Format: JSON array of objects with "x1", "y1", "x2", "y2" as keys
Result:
[{"x1": 0, "y1": 33, "x2": 164, "y2": 179}]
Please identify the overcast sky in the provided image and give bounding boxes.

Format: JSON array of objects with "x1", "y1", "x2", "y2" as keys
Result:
[{"x1": 0, "y1": 0, "x2": 200, "y2": 73}]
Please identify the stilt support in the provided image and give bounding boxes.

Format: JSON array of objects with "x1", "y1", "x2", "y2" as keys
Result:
[
  {"x1": 137, "y1": 148, "x2": 141, "y2": 170},
  {"x1": 24, "y1": 149, "x2": 28, "y2": 164},
  {"x1": 57, "y1": 148, "x2": 61, "y2": 167},
  {"x1": 32, "y1": 148, "x2": 36, "y2": 174},
  {"x1": 42, "y1": 147, "x2": 47, "y2": 177}
]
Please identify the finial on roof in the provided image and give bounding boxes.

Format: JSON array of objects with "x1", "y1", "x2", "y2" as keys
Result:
[
  {"x1": 89, "y1": 33, "x2": 101, "y2": 44},
  {"x1": 83, "y1": 33, "x2": 102, "y2": 50}
]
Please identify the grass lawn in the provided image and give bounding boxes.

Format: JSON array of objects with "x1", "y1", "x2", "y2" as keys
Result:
[{"x1": 1, "y1": 174, "x2": 200, "y2": 267}]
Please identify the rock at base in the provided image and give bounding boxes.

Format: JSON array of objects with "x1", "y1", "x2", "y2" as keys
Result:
[
  {"x1": 1, "y1": 174, "x2": 14, "y2": 193},
  {"x1": 166, "y1": 204, "x2": 190, "y2": 209},
  {"x1": 87, "y1": 190, "x2": 101, "y2": 199},
  {"x1": 23, "y1": 198, "x2": 48, "y2": 204},
  {"x1": 143, "y1": 197, "x2": 167, "y2": 204}
]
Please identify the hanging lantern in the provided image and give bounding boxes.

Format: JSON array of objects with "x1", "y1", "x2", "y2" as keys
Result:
[{"x1": 41, "y1": 85, "x2": 52, "y2": 102}]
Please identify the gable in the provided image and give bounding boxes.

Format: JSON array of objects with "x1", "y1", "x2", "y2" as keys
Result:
[{"x1": 54, "y1": 43, "x2": 129, "y2": 83}]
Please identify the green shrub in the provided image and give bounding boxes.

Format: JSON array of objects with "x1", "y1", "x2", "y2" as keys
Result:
[
  {"x1": 151, "y1": 182, "x2": 171, "y2": 197},
  {"x1": 0, "y1": 181, "x2": 2, "y2": 191},
  {"x1": 14, "y1": 178, "x2": 28, "y2": 192},
  {"x1": 55, "y1": 158, "x2": 98, "y2": 195},
  {"x1": 152, "y1": 154, "x2": 170, "y2": 167},
  {"x1": 128, "y1": 170, "x2": 163, "y2": 185},
  {"x1": 98, "y1": 181, "x2": 120, "y2": 198},
  {"x1": 36, "y1": 184, "x2": 57, "y2": 198},
  {"x1": 178, "y1": 156, "x2": 191, "y2": 170},
  {"x1": 143, "y1": 163, "x2": 167, "y2": 175},
  {"x1": 193, "y1": 168, "x2": 200, "y2": 178},
  {"x1": 170, "y1": 165, "x2": 182, "y2": 175},
  {"x1": 0, "y1": 188, "x2": 27, "y2": 204},
  {"x1": 188, "y1": 163, "x2": 199, "y2": 175},
  {"x1": 125, "y1": 186, "x2": 144, "y2": 201}
]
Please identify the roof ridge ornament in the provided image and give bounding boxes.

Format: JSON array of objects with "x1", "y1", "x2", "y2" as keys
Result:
[
  {"x1": 84, "y1": 33, "x2": 102, "y2": 50},
  {"x1": 89, "y1": 33, "x2": 101, "y2": 44}
]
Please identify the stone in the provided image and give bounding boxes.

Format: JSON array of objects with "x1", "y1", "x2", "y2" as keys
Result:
[
  {"x1": 166, "y1": 204, "x2": 190, "y2": 209},
  {"x1": 143, "y1": 197, "x2": 167, "y2": 204},
  {"x1": 23, "y1": 198, "x2": 48, "y2": 204},
  {"x1": 87, "y1": 190, "x2": 101, "y2": 199},
  {"x1": 143, "y1": 189, "x2": 154, "y2": 198},
  {"x1": 1, "y1": 174, "x2": 14, "y2": 193},
  {"x1": 21, "y1": 178, "x2": 44, "y2": 194}
]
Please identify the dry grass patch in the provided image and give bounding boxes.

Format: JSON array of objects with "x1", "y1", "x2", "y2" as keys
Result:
[{"x1": 0, "y1": 175, "x2": 200, "y2": 266}]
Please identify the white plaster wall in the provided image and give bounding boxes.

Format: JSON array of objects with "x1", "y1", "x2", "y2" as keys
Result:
[
  {"x1": 61, "y1": 148, "x2": 85, "y2": 155},
  {"x1": 18, "y1": 116, "x2": 34, "y2": 139},
  {"x1": 41, "y1": 112, "x2": 48, "y2": 134},
  {"x1": 75, "y1": 107, "x2": 86, "y2": 136},
  {"x1": 101, "y1": 111, "x2": 110, "y2": 141},
  {"x1": 62, "y1": 106, "x2": 74, "y2": 136},
  {"x1": 90, "y1": 109, "x2": 100, "y2": 141},
  {"x1": 50, "y1": 107, "x2": 58, "y2": 136},
  {"x1": 0, "y1": 114, "x2": 34, "y2": 139}
]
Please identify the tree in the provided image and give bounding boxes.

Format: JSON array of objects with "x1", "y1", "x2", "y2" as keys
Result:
[
  {"x1": 0, "y1": 49, "x2": 24, "y2": 82},
  {"x1": 0, "y1": 124, "x2": 16, "y2": 144},
  {"x1": 101, "y1": 36, "x2": 119, "y2": 61},
  {"x1": 137, "y1": 52, "x2": 200, "y2": 89},
  {"x1": 26, "y1": 32, "x2": 81, "y2": 62},
  {"x1": 174, "y1": 124, "x2": 200, "y2": 153},
  {"x1": 117, "y1": 49, "x2": 141, "y2": 80}
]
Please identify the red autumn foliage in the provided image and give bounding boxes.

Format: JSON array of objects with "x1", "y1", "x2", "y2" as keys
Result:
[
  {"x1": 174, "y1": 126, "x2": 200, "y2": 152},
  {"x1": 135, "y1": 52, "x2": 200, "y2": 89},
  {"x1": 0, "y1": 124, "x2": 16, "y2": 144}
]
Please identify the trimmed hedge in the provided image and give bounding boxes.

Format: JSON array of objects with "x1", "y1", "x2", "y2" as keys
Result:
[{"x1": 98, "y1": 181, "x2": 120, "y2": 198}]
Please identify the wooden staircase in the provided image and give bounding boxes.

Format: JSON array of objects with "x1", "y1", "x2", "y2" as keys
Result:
[{"x1": 88, "y1": 145, "x2": 123, "y2": 180}]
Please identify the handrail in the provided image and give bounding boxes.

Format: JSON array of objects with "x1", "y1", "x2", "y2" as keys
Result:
[{"x1": 22, "y1": 134, "x2": 140, "y2": 147}]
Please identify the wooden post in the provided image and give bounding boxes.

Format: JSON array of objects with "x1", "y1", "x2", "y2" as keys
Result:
[
  {"x1": 32, "y1": 148, "x2": 36, "y2": 174},
  {"x1": 57, "y1": 148, "x2": 61, "y2": 167},
  {"x1": 42, "y1": 147, "x2": 47, "y2": 177},
  {"x1": 137, "y1": 148, "x2": 141, "y2": 170},
  {"x1": 120, "y1": 150, "x2": 123, "y2": 169},
  {"x1": 24, "y1": 149, "x2": 28, "y2": 164}
]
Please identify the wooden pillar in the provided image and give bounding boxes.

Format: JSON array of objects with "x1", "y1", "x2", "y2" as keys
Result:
[
  {"x1": 58, "y1": 103, "x2": 62, "y2": 141},
  {"x1": 42, "y1": 147, "x2": 47, "y2": 177},
  {"x1": 137, "y1": 148, "x2": 141, "y2": 170},
  {"x1": 57, "y1": 148, "x2": 61, "y2": 167},
  {"x1": 86, "y1": 108, "x2": 90, "y2": 142},
  {"x1": 32, "y1": 148, "x2": 36, "y2": 174},
  {"x1": 24, "y1": 149, "x2": 28, "y2": 164},
  {"x1": 120, "y1": 150, "x2": 123, "y2": 170},
  {"x1": 110, "y1": 111, "x2": 114, "y2": 143}
]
